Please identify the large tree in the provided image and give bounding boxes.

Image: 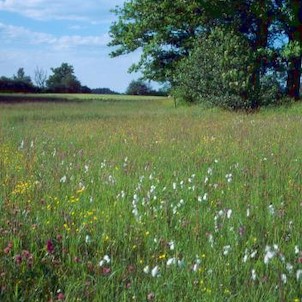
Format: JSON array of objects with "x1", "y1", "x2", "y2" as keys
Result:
[
  {"x1": 46, "y1": 63, "x2": 82, "y2": 93},
  {"x1": 109, "y1": 0, "x2": 301, "y2": 104}
]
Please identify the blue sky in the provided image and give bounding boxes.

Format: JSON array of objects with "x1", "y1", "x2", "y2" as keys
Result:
[{"x1": 0, "y1": 0, "x2": 143, "y2": 92}]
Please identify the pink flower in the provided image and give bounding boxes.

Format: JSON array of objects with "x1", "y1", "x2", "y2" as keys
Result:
[
  {"x1": 102, "y1": 267, "x2": 111, "y2": 276},
  {"x1": 46, "y1": 240, "x2": 54, "y2": 254},
  {"x1": 57, "y1": 292, "x2": 65, "y2": 300}
]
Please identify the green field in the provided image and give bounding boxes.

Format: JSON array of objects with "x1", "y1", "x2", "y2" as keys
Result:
[{"x1": 0, "y1": 94, "x2": 302, "y2": 301}]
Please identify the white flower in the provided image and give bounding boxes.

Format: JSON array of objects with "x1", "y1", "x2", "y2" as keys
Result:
[
  {"x1": 250, "y1": 250, "x2": 257, "y2": 258},
  {"x1": 168, "y1": 241, "x2": 175, "y2": 250},
  {"x1": 85, "y1": 235, "x2": 91, "y2": 244},
  {"x1": 207, "y1": 167, "x2": 213, "y2": 175},
  {"x1": 203, "y1": 193, "x2": 208, "y2": 201},
  {"x1": 251, "y1": 269, "x2": 257, "y2": 281},
  {"x1": 167, "y1": 258, "x2": 177, "y2": 266},
  {"x1": 19, "y1": 140, "x2": 24, "y2": 150},
  {"x1": 60, "y1": 175, "x2": 67, "y2": 183},
  {"x1": 208, "y1": 234, "x2": 214, "y2": 247},
  {"x1": 281, "y1": 274, "x2": 287, "y2": 284},
  {"x1": 243, "y1": 254, "x2": 248, "y2": 263},
  {"x1": 268, "y1": 204, "x2": 275, "y2": 215},
  {"x1": 296, "y1": 269, "x2": 302, "y2": 281},
  {"x1": 246, "y1": 208, "x2": 250, "y2": 217},
  {"x1": 151, "y1": 265, "x2": 159, "y2": 277},
  {"x1": 198, "y1": 196, "x2": 202, "y2": 202},
  {"x1": 225, "y1": 173, "x2": 233, "y2": 183},
  {"x1": 84, "y1": 165, "x2": 89, "y2": 173},
  {"x1": 286, "y1": 263, "x2": 293, "y2": 273},
  {"x1": 99, "y1": 255, "x2": 110, "y2": 266},
  {"x1": 103, "y1": 255, "x2": 110, "y2": 263},
  {"x1": 295, "y1": 246, "x2": 300, "y2": 254},
  {"x1": 223, "y1": 245, "x2": 231, "y2": 256},
  {"x1": 143, "y1": 265, "x2": 150, "y2": 274},
  {"x1": 192, "y1": 263, "x2": 199, "y2": 272},
  {"x1": 226, "y1": 209, "x2": 232, "y2": 219},
  {"x1": 173, "y1": 182, "x2": 177, "y2": 190},
  {"x1": 264, "y1": 246, "x2": 275, "y2": 264}
]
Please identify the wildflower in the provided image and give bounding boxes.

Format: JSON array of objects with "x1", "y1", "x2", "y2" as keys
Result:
[
  {"x1": 57, "y1": 293, "x2": 65, "y2": 300},
  {"x1": 251, "y1": 269, "x2": 257, "y2": 281},
  {"x1": 147, "y1": 292, "x2": 155, "y2": 301},
  {"x1": 281, "y1": 274, "x2": 287, "y2": 284},
  {"x1": 225, "y1": 173, "x2": 232, "y2": 183},
  {"x1": 268, "y1": 204, "x2": 275, "y2": 215},
  {"x1": 102, "y1": 267, "x2": 111, "y2": 276},
  {"x1": 167, "y1": 258, "x2": 177, "y2": 266},
  {"x1": 226, "y1": 209, "x2": 232, "y2": 219},
  {"x1": 296, "y1": 269, "x2": 302, "y2": 281},
  {"x1": 203, "y1": 193, "x2": 208, "y2": 201},
  {"x1": 143, "y1": 265, "x2": 150, "y2": 274},
  {"x1": 151, "y1": 265, "x2": 159, "y2": 277},
  {"x1": 286, "y1": 263, "x2": 293, "y2": 272},
  {"x1": 85, "y1": 235, "x2": 91, "y2": 244},
  {"x1": 46, "y1": 240, "x2": 54, "y2": 254},
  {"x1": 223, "y1": 245, "x2": 231, "y2": 256},
  {"x1": 264, "y1": 246, "x2": 275, "y2": 264},
  {"x1": 15, "y1": 254, "x2": 22, "y2": 265},
  {"x1": 295, "y1": 246, "x2": 299, "y2": 254},
  {"x1": 192, "y1": 263, "x2": 199, "y2": 272},
  {"x1": 19, "y1": 140, "x2": 24, "y2": 150},
  {"x1": 99, "y1": 255, "x2": 110, "y2": 266},
  {"x1": 168, "y1": 241, "x2": 175, "y2": 250},
  {"x1": 60, "y1": 176, "x2": 67, "y2": 183}
]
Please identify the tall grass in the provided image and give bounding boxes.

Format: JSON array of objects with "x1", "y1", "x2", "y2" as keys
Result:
[{"x1": 0, "y1": 96, "x2": 302, "y2": 301}]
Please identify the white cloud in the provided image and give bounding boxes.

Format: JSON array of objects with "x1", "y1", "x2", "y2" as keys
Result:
[
  {"x1": 0, "y1": 22, "x2": 110, "y2": 50},
  {"x1": 0, "y1": 0, "x2": 125, "y2": 22}
]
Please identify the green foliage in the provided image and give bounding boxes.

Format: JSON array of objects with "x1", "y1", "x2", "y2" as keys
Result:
[
  {"x1": 109, "y1": 0, "x2": 302, "y2": 103},
  {"x1": 0, "y1": 68, "x2": 36, "y2": 93},
  {"x1": 46, "y1": 63, "x2": 82, "y2": 93},
  {"x1": 173, "y1": 28, "x2": 254, "y2": 110},
  {"x1": 109, "y1": 0, "x2": 207, "y2": 82},
  {"x1": 126, "y1": 79, "x2": 152, "y2": 95},
  {"x1": 259, "y1": 74, "x2": 284, "y2": 106},
  {"x1": 13, "y1": 68, "x2": 33, "y2": 85}
]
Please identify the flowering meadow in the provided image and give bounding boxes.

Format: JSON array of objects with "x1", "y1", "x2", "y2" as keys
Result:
[{"x1": 0, "y1": 96, "x2": 302, "y2": 301}]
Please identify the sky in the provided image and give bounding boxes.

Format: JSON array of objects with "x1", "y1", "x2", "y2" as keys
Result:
[{"x1": 0, "y1": 0, "x2": 144, "y2": 92}]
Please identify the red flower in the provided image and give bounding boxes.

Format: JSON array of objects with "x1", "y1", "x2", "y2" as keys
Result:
[
  {"x1": 46, "y1": 240, "x2": 54, "y2": 254},
  {"x1": 57, "y1": 292, "x2": 65, "y2": 300}
]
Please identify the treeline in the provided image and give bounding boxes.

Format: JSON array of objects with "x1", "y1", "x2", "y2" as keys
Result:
[
  {"x1": 0, "y1": 64, "x2": 119, "y2": 95},
  {"x1": 0, "y1": 63, "x2": 168, "y2": 96},
  {"x1": 109, "y1": 0, "x2": 302, "y2": 109}
]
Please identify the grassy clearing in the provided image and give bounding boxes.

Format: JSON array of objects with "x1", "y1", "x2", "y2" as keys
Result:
[{"x1": 0, "y1": 95, "x2": 302, "y2": 301}]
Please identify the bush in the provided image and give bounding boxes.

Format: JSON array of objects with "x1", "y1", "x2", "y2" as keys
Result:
[
  {"x1": 259, "y1": 74, "x2": 283, "y2": 106},
  {"x1": 173, "y1": 27, "x2": 255, "y2": 110}
]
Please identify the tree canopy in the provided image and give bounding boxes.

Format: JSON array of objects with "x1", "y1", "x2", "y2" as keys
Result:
[
  {"x1": 46, "y1": 63, "x2": 82, "y2": 93},
  {"x1": 109, "y1": 0, "x2": 302, "y2": 107}
]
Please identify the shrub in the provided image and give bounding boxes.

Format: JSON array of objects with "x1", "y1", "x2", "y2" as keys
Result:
[{"x1": 173, "y1": 27, "x2": 255, "y2": 110}]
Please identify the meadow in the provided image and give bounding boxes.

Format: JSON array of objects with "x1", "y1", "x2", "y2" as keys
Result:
[{"x1": 0, "y1": 94, "x2": 302, "y2": 301}]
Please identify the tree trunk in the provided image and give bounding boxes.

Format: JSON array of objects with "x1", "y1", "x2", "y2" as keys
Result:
[
  {"x1": 286, "y1": 55, "x2": 302, "y2": 100},
  {"x1": 286, "y1": 0, "x2": 302, "y2": 100}
]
